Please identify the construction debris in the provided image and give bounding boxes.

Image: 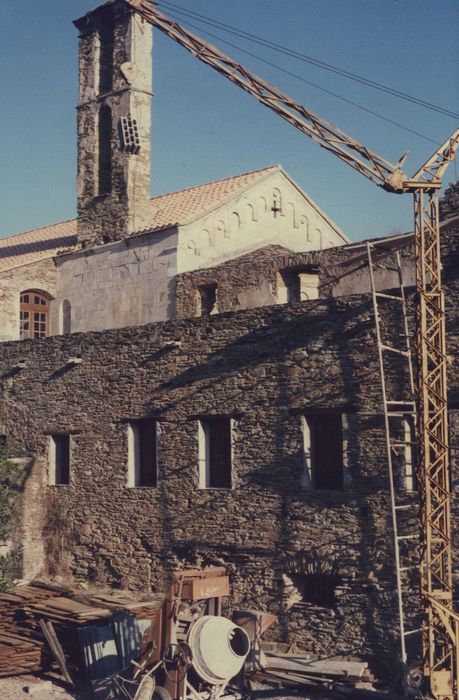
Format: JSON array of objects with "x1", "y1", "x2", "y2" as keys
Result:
[
  {"x1": 0, "y1": 574, "x2": 385, "y2": 699},
  {"x1": 0, "y1": 580, "x2": 163, "y2": 681}
]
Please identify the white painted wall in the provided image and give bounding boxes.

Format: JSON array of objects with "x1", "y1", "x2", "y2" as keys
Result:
[
  {"x1": 52, "y1": 229, "x2": 178, "y2": 333},
  {"x1": 176, "y1": 170, "x2": 348, "y2": 273}
]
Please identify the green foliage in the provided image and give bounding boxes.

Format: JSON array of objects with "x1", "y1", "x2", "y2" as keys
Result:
[
  {"x1": 0, "y1": 443, "x2": 21, "y2": 541},
  {"x1": 0, "y1": 442, "x2": 22, "y2": 591},
  {"x1": 0, "y1": 552, "x2": 19, "y2": 593}
]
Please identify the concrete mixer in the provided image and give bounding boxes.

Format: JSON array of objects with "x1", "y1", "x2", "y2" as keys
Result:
[{"x1": 134, "y1": 568, "x2": 257, "y2": 700}]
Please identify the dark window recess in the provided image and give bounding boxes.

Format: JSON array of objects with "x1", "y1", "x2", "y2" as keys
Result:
[
  {"x1": 99, "y1": 23, "x2": 114, "y2": 94},
  {"x1": 137, "y1": 420, "x2": 157, "y2": 487},
  {"x1": 53, "y1": 435, "x2": 70, "y2": 485},
  {"x1": 293, "y1": 573, "x2": 341, "y2": 607},
  {"x1": 310, "y1": 413, "x2": 343, "y2": 490},
  {"x1": 98, "y1": 105, "x2": 112, "y2": 196},
  {"x1": 286, "y1": 273, "x2": 301, "y2": 303},
  {"x1": 207, "y1": 418, "x2": 232, "y2": 488},
  {"x1": 62, "y1": 300, "x2": 71, "y2": 335},
  {"x1": 198, "y1": 284, "x2": 217, "y2": 316}
]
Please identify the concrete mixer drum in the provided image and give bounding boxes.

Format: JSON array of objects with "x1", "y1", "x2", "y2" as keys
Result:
[{"x1": 187, "y1": 615, "x2": 250, "y2": 686}]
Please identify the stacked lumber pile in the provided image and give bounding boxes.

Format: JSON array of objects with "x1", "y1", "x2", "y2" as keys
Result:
[
  {"x1": 255, "y1": 648, "x2": 376, "y2": 694},
  {"x1": 0, "y1": 582, "x2": 66, "y2": 676},
  {"x1": 0, "y1": 581, "x2": 163, "y2": 678},
  {"x1": 0, "y1": 629, "x2": 43, "y2": 676}
]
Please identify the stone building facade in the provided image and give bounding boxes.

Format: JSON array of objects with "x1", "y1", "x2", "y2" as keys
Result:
[
  {"x1": 1, "y1": 0, "x2": 458, "y2": 674},
  {"x1": 1, "y1": 224, "x2": 458, "y2": 668}
]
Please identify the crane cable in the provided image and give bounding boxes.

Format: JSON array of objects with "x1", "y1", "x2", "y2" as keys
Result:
[
  {"x1": 157, "y1": 3, "x2": 441, "y2": 146},
  {"x1": 158, "y1": 0, "x2": 459, "y2": 122}
]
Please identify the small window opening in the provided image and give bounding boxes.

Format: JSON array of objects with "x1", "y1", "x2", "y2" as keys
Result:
[
  {"x1": 98, "y1": 23, "x2": 114, "y2": 94},
  {"x1": 292, "y1": 573, "x2": 341, "y2": 607},
  {"x1": 98, "y1": 105, "x2": 112, "y2": 196},
  {"x1": 196, "y1": 284, "x2": 218, "y2": 317},
  {"x1": 277, "y1": 269, "x2": 318, "y2": 304},
  {"x1": 49, "y1": 435, "x2": 70, "y2": 485},
  {"x1": 127, "y1": 420, "x2": 157, "y2": 487},
  {"x1": 198, "y1": 417, "x2": 232, "y2": 489},
  {"x1": 20, "y1": 290, "x2": 52, "y2": 339},
  {"x1": 302, "y1": 413, "x2": 343, "y2": 490}
]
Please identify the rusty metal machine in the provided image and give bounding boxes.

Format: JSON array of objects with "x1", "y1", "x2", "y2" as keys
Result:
[
  {"x1": 123, "y1": 1, "x2": 459, "y2": 695},
  {"x1": 133, "y1": 568, "x2": 250, "y2": 700}
]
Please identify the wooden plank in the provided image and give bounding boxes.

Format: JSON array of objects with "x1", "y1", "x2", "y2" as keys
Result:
[
  {"x1": 265, "y1": 654, "x2": 367, "y2": 679},
  {"x1": 172, "y1": 567, "x2": 226, "y2": 581},
  {"x1": 39, "y1": 619, "x2": 73, "y2": 686}
]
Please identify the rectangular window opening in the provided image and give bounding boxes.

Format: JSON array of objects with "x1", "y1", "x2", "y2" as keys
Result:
[
  {"x1": 302, "y1": 413, "x2": 343, "y2": 490},
  {"x1": 127, "y1": 420, "x2": 157, "y2": 488},
  {"x1": 196, "y1": 284, "x2": 218, "y2": 317},
  {"x1": 277, "y1": 268, "x2": 319, "y2": 304},
  {"x1": 198, "y1": 417, "x2": 233, "y2": 489},
  {"x1": 49, "y1": 435, "x2": 70, "y2": 485}
]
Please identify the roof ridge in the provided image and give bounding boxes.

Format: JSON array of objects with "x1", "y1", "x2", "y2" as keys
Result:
[{"x1": 150, "y1": 164, "x2": 280, "y2": 202}]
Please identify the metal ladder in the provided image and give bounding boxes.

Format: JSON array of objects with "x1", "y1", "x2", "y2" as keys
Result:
[{"x1": 366, "y1": 242, "x2": 420, "y2": 686}]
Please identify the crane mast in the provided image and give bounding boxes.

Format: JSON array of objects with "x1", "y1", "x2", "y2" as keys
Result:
[{"x1": 124, "y1": 0, "x2": 459, "y2": 695}]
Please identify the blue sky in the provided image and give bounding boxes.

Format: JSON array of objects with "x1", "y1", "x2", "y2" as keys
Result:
[{"x1": 0, "y1": 0, "x2": 458, "y2": 242}]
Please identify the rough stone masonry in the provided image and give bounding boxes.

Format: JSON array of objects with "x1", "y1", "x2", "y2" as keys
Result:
[{"x1": 0, "y1": 224, "x2": 458, "y2": 670}]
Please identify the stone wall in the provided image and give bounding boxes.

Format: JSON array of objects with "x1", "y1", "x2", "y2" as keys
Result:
[
  {"x1": 0, "y1": 223, "x2": 457, "y2": 668},
  {"x1": 1, "y1": 290, "x2": 456, "y2": 668},
  {"x1": 52, "y1": 228, "x2": 178, "y2": 333},
  {"x1": 175, "y1": 234, "x2": 418, "y2": 319}
]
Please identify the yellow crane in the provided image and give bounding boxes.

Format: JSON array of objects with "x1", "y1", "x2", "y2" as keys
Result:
[{"x1": 124, "y1": 1, "x2": 459, "y2": 695}]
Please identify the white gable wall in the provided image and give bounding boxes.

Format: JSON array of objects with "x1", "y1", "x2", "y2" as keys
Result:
[{"x1": 177, "y1": 170, "x2": 348, "y2": 273}]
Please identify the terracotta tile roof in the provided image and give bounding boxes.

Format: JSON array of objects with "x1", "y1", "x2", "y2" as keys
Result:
[
  {"x1": 0, "y1": 220, "x2": 77, "y2": 273},
  {"x1": 0, "y1": 165, "x2": 279, "y2": 272},
  {"x1": 143, "y1": 164, "x2": 279, "y2": 232}
]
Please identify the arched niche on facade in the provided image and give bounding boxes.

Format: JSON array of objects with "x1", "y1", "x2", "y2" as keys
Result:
[
  {"x1": 229, "y1": 211, "x2": 240, "y2": 235},
  {"x1": 299, "y1": 214, "x2": 310, "y2": 241},
  {"x1": 313, "y1": 228, "x2": 323, "y2": 249},
  {"x1": 287, "y1": 201, "x2": 297, "y2": 228}
]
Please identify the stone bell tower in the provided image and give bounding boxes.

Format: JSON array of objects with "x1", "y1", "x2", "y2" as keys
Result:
[{"x1": 74, "y1": 0, "x2": 152, "y2": 247}]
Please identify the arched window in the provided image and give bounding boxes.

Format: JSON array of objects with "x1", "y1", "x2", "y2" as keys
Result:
[
  {"x1": 61, "y1": 300, "x2": 71, "y2": 335},
  {"x1": 98, "y1": 104, "x2": 112, "y2": 195},
  {"x1": 20, "y1": 290, "x2": 52, "y2": 340}
]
